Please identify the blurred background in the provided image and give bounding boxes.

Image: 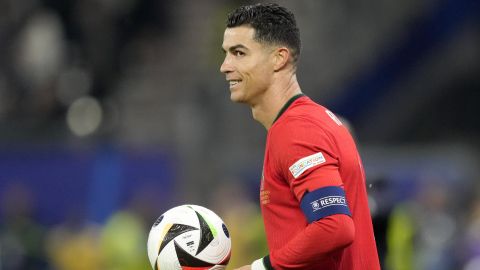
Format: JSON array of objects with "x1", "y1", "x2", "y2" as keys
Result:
[{"x1": 0, "y1": 0, "x2": 479, "y2": 269}]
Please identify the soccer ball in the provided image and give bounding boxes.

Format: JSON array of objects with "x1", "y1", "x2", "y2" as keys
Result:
[{"x1": 147, "y1": 204, "x2": 231, "y2": 270}]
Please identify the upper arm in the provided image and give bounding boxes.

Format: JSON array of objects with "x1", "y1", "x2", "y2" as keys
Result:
[
  {"x1": 270, "y1": 117, "x2": 342, "y2": 199},
  {"x1": 270, "y1": 117, "x2": 353, "y2": 223}
]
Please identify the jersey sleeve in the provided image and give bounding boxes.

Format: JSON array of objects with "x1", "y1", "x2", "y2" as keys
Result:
[
  {"x1": 269, "y1": 116, "x2": 343, "y2": 201},
  {"x1": 270, "y1": 214, "x2": 355, "y2": 269}
]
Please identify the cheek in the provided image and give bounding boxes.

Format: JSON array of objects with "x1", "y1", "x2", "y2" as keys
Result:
[
  {"x1": 247, "y1": 60, "x2": 272, "y2": 79},
  {"x1": 249, "y1": 65, "x2": 272, "y2": 86},
  {"x1": 239, "y1": 55, "x2": 273, "y2": 89}
]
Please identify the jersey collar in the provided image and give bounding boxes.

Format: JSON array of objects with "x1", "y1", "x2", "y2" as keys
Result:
[{"x1": 272, "y1": 93, "x2": 305, "y2": 124}]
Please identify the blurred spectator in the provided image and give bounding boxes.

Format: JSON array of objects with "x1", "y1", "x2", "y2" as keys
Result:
[
  {"x1": 14, "y1": 9, "x2": 65, "y2": 90},
  {"x1": 386, "y1": 180, "x2": 458, "y2": 270},
  {"x1": 45, "y1": 210, "x2": 102, "y2": 270},
  {"x1": 100, "y1": 197, "x2": 150, "y2": 270},
  {"x1": 369, "y1": 176, "x2": 396, "y2": 269},
  {"x1": 209, "y1": 180, "x2": 268, "y2": 269},
  {"x1": 0, "y1": 183, "x2": 48, "y2": 270},
  {"x1": 461, "y1": 196, "x2": 480, "y2": 270},
  {"x1": 385, "y1": 198, "x2": 416, "y2": 270}
]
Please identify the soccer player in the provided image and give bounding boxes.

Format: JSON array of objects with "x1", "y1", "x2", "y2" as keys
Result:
[{"x1": 220, "y1": 3, "x2": 381, "y2": 270}]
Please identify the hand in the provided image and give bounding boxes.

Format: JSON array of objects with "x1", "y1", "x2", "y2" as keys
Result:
[{"x1": 232, "y1": 265, "x2": 251, "y2": 270}]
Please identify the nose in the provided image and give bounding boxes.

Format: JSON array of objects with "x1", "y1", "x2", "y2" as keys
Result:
[{"x1": 220, "y1": 55, "x2": 233, "y2": 74}]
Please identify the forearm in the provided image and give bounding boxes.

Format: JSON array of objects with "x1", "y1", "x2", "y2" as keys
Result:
[{"x1": 270, "y1": 214, "x2": 355, "y2": 269}]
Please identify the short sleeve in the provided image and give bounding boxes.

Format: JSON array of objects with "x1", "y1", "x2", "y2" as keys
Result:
[{"x1": 269, "y1": 116, "x2": 343, "y2": 201}]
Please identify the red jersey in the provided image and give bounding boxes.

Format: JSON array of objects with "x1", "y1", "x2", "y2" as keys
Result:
[{"x1": 260, "y1": 95, "x2": 380, "y2": 269}]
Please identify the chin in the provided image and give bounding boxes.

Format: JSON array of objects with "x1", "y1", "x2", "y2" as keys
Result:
[{"x1": 230, "y1": 92, "x2": 246, "y2": 104}]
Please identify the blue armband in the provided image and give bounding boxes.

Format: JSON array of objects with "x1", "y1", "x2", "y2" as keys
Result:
[{"x1": 300, "y1": 186, "x2": 351, "y2": 223}]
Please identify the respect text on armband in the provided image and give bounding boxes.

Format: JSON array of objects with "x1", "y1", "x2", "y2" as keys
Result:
[{"x1": 311, "y1": 196, "x2": 347, "y2": 212}]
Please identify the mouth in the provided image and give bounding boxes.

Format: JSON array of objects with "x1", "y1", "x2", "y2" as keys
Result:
[{"x1": 228, "y1": 80, "x2": 242, "y2": 89}]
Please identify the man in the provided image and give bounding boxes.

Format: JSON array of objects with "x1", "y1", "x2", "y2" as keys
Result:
[{"x1": 220, "y1": 3, "x2": 380, "y2": 270}]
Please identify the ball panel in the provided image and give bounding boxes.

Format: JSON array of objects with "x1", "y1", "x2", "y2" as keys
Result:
[
  {"x1": 195, "y1": 235, "x2": 231, "y2": 265},
  {"x1": 153, "y1": 214, "x2": 164, "y2": 226},
  {"x1": 221, "y1": 224, "x2": 229, "y2": 239},
  {"x1": 173, "y1": 229, "x2": 200, "y2": 255},
  {"x1": 174, "y1": 240, "x2": 215, "y2": 268},
  {"x1": 160, "y1": 223, "x2": 198, "y2": 253},
  {"x1": 148, "y1": 223, "x2": 170, "y2": 267},
  {"x1": 194, "y1": 210, "x2": 215, "y2": 255},
  {"x1": 182, "y1": 206, "x2": 232, "y2": 265},
  {"x1": 157, "y1": 241, "x2": 182, "y2": 270}
]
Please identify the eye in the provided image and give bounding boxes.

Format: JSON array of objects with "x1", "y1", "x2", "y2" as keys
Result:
[{"x1": 234, "y1": 50, "x2": 245, "y2": 57}]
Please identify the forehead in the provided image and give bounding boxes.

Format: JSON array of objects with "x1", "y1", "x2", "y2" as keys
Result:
[{"x1": 222, "y1": 25, "x2": 260, "y2": 49}]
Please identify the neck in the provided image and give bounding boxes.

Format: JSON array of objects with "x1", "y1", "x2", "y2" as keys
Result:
[{"x1": 251, "y1": 72, "x2": 302, "y2": 130}]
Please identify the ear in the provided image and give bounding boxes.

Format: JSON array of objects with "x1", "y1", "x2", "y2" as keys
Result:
[{"x1": 272, "y1": 47, "x2": 290, "y2": 71}]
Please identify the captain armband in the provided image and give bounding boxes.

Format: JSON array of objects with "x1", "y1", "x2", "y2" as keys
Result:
[{"x1": 300, "y1": 186, "x2": 351, "y2": 223}]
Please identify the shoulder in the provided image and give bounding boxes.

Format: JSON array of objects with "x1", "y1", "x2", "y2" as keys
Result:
[
  {"x1": 270, "y1": 99, "x2": 331, "y2": 139},
  {"x1": 268, "y1": 101, "x2": 348, "y2": 150},
  {"x1": 268, "y1": 114, "x2": 332, "y2": 153},
  {"x1": 280, "y1": 97, "x2": 340, "y2": 125}
]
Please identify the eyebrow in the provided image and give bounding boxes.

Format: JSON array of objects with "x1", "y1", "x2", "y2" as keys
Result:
[{"x1": 222, "y1": 44, "x2": 249, "y2": 53}]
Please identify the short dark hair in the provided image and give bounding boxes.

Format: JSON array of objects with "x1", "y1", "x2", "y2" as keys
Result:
[{"x1": 226, "y1": 3, "x2": 301, "y2": 65}]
